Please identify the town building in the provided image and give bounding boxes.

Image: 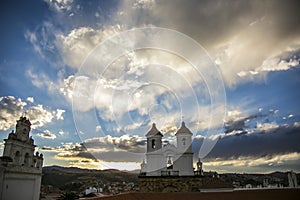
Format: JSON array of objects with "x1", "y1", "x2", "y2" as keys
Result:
[
  {"x1": 139, "y1": 122, "x2": 204, "y2": 192},
  {"x1": 288, "y1": 170, "x2": 298, "y2": 188},
  {"x1": 0, "y1": 116, "x2": 43, "y2": 200}
]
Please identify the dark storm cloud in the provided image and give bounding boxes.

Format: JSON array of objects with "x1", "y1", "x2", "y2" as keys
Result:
[
  {"x1": 193, "y1": 123, "x2": 300, "y2": 160},
  {"x1": 225, "y1": 113, "x2": 266, "y2": 133},
  {"x1": 85, "y1": 151, "x2": 143, "y2": 163},
  {"x1": 112, "y1": 0, "x2": 300, "y2": 87},
  {"x1": 51, "y1": 142, "x2": 143, "y2": 163},
  {"x1": 75, "y1": 151, "x2": 97, "y2": 160},
  {"x1": 152, "y1": 0, "x2": 265, "y2": 48},
  {"x1": 83, "y1": 135, "x2": 146, "y2": 153},
  {"x1": 225, "y1": 119, "x2": 246, "y2": 133},
  {"x1": 42, "y1": 142, "x2": 98, "y2": 161},
  {"x1": 44, "y1": 135, "x2": 146, "y2": 162},
  {"x1": 142, "y1": 0, "x2": 300, "y2": 49}
]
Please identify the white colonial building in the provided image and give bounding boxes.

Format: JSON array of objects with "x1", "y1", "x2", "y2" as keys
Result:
[
  {"x1": 0, "y1": 116, "x2": 43, "y2": 200},
  {"x1": 141, "y1": 122, "x2": 201, "y2": 177}
]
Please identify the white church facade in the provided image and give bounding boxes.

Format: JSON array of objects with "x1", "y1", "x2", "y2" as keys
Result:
[
  {"x1": 141, "y1": 122, "x2": 203, "y2": 177},
  {"x1": 139, "y1": 122, "x2": 203, "y2": 192},
  {"x1": 0, "y1": 116, "x2": 43, "y2": 200}
]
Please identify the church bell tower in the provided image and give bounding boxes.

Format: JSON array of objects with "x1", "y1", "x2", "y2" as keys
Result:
[
  {"x1": 145, "y1": 123, "x2": 164, "y2": 176},
  {"x1": 0, "y1": 116, "x2": 43, "y2": 200}
]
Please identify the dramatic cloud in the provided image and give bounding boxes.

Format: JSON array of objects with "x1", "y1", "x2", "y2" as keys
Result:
[
  {"x1": 41, "y1": 135, "x2": 146, "y2": 163},
  {"x1": 237, "y1": 46, "x2": 300, "y2": 78},
  {"x1": 41, "y1": 142, "x2": 102, "y2": 169},
  {"x1": 0, "y1": 96, "x2": 27, "y2": 130},
  {"x1": 45, "y1": 0, "x2": 74, "y2": 12},
  {"x1": 224, "y1": 112, "x2": 266, "y2": 133},
  {"x1": 203, "y1": 152, "x2": 300, "y2": 173},
  {"x1": 56, "y1": 25, "x2": 124, "y2": 69},
  {"x1": 36, "y1": 130, "x2": 57, "y2": 140},
  {"x1": 41, "y1": 142, "x2": 92, "y2": 158},
  {"x1": 26, "y1": 105, "x2": 65, "y2": 129},
  {"x1": 27, "y1": 0, "x2": 300, "y2": 88},
  {"x1": 0, "y1": 96, "x2": 65, "y2": 131},
  {"x1": 138, "y1": 0, "x2": 300, "y2": 86},
  {"x1": 83, "y1": 135, "x2": 146, "y2": 154},
  {"x1": 194, "y1": 122, "x2": 300, "y2": 160},
  {"x1": 17, "y1": 0, "x2": 300, "y2": 172},
  {"x1": 25, "y1": 0, "x2": 299, "y2": 143}
]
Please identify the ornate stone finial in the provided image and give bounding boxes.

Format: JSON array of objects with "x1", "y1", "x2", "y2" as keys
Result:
[
  {"x1": 22, "y1": 111, "x2": 27, "y2": 118},
  {"x1": 17, "y1": 115, "x2": 31, "y2": 126}
]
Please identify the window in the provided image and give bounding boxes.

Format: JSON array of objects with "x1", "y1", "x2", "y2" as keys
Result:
[
  {"x1": 14, "y1": 151, "x2": 21, "y2": 164},
  {"x1": 182, "y1": 138, "x2": 186, "y2": 146},
  {"x1": 167, "y1": 155, "x2": 173, "y2": 169},
  {"x1": 24, "y1": 153, "x2": 30, "y2": 166},
  {"x1": 152, "y1": 139, "x2": 156, "y2": 149}
]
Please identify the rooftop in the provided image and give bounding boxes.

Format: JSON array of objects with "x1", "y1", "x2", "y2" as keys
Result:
[
  {"x1": 89, "y1": 188, "x2": 300, "y2": 200},
  {"x1": 201, "y1": 176, "x2": 233, "y2": 189},
  {"x1": 146, "y1": 123, "x2": 163, "y2": 137},
  {"x1": 175, "y1": 122, "x2": 192, "y2": 136}
]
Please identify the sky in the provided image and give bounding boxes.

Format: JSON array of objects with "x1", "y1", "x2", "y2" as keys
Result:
[{"x1": 0, "y1": 0, "x2": 300, "y2": 173}]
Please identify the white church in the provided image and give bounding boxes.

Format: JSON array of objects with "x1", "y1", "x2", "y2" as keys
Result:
[
  {"x1": 0, "y1": 116, "x2": 43, "y2": 200},
  {"x1": 141, "y1": 122, "x2": 203, "y2": 177}
]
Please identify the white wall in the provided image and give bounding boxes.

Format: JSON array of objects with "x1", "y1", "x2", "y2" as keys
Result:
[
  {"x1": 174, "y1": 153, "x2": 194, "y2": 176},
  {"x1": 1, "y1": 172, "x2": 41, "y2": 200},
  {"x1": 146, "y1": 151, "x2": 164, "y2": 176}
]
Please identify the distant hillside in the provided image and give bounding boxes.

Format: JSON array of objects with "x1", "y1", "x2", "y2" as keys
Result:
[
  {"x1": 42, "y1": 166, "x2": 299, "y2": 193},
  {"x1": 218, "y1": 171, "x2": 300, "y2": 187},
  {"x1": 42, "y1": 165, "x2": 139, "y2": 192}
]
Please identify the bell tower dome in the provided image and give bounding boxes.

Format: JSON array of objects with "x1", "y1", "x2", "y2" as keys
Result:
[
  {"x1": 146, "y1": 123, "x2": 163, "y2": 153},
  {"x1": 175, "y1": 121, "x2": 192, "y2": 153}
]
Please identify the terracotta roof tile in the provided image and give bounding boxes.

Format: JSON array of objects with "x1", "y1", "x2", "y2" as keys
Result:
[{"x1": 89, "y1": 189, "x2": 300, "y2": 200}]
